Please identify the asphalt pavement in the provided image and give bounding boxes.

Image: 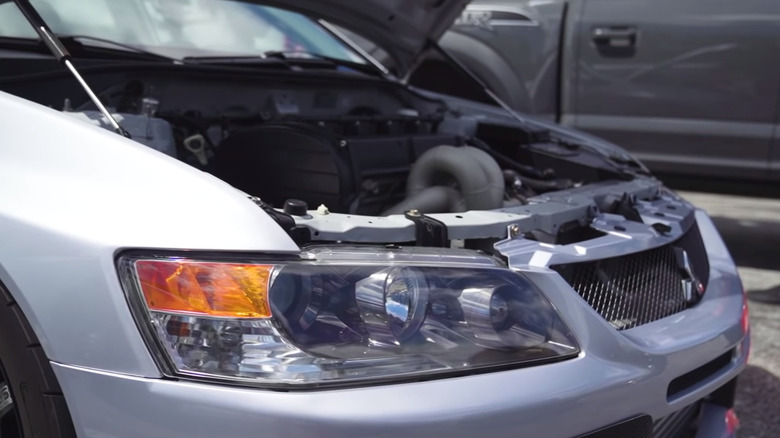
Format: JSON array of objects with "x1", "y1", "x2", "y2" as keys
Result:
[{"x1": 678, "y1": 191, "x2": 780, "y2": 437}]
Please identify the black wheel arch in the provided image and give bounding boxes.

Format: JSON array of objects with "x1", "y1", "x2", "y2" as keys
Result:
[{"x1": 0, "y1": 276, "x2": 76, "y2": 438}]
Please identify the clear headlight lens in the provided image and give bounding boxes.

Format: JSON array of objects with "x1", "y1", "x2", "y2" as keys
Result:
[{"x1": 118, "y1": 247, "x2": 578, "y2": 388}]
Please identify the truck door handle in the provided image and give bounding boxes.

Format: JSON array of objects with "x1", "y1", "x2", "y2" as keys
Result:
[{"x1": 592, "y1": 26, "x2": 637, "y2": 56}]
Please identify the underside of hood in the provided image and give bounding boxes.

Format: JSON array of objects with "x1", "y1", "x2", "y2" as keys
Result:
[{"x1": 254, "y1": 0, "x2": 471, "y2": 74}]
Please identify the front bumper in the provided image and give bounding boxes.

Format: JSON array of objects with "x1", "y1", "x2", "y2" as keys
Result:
[
  {"x1": 52, "y1": 338, "x2": 746, "y2": 438},
  {"x1": 53, "y1": 212, "x2": 748, "y2": 438}
]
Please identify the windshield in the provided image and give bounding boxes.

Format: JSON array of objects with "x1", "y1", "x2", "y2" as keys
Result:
[{"x1": 0, "y1": 0, "x2": 363, "y2": 62}]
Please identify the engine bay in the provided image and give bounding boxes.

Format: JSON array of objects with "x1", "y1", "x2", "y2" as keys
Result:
[
  {"x1": 4, "y1": 65, "x2": 663, "y2": 251},
  {"x1": 41, "y1": 70, "x2": 637, "y2": 207},
  {"x1": 59, "y1": 72, "x2": 547, "y2": 215}
]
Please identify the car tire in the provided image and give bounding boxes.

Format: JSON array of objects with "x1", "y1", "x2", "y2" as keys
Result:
[{"x1": 0, "y1": 280, "x2": 76, "y2": 438}]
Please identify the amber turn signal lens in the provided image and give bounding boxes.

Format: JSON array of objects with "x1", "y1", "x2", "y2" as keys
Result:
[{"x1": 135, "y1": 260, "x2": 273, "y2": 318}]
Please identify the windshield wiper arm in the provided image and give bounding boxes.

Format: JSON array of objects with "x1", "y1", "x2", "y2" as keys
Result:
[
  {"x1": 12, "y1": 0, "x2": 129, "y2": 137},
  {"x1": 57, "y1": 35, "x2": 176, "y2": 63}
]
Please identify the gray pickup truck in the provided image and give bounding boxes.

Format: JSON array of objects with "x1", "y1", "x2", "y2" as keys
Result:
[{"x1": 405, "y1": 0, "x2": 780, "y2": 184}]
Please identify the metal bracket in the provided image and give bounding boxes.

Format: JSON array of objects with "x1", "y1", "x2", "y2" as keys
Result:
[
  {"x1": 404, "y1": 209, "x2": 449, "y2": 247},
  {"x1": 609, "y1": 192, "x2": 642, "y2": 222},
  {"x1": 249, "y1": 197, "x2": 310, "y2": 245}
]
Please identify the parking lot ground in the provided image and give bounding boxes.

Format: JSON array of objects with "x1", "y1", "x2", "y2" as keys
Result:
[{"x1": 678, "y1": 191, "x2": 780, "y2": 437}]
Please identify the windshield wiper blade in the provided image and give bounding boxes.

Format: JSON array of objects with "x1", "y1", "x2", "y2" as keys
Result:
[
  {"x1": 263, "y1": 50, "x2": 380, "y2": 75},
  {"x1": 183, "y1": 51, "x2": 380, "y2": 76},
  {"x1": 182, "y1": 55, "x2": 274, "y2": 63},
  {"x1": 57, "y1": 35, "x2": 176, "y2": 63}
]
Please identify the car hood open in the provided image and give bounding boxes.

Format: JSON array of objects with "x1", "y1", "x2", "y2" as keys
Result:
[{"x1": 252, "y1": 0, "x2": 471, "y2": 75}]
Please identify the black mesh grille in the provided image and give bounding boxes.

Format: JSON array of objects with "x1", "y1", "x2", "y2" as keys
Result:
[{"x1": 553, "y1": 224, "x2": 708, "y2": 330}]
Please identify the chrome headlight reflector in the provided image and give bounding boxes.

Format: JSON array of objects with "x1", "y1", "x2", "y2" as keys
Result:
[{"x1": 119, "y1": 247, "x2": 578, "y2": 388}]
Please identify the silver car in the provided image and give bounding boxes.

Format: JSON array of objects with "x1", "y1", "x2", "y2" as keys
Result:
[{"x1": 0, "y1": 1, "x2": 748, "y2": 437}]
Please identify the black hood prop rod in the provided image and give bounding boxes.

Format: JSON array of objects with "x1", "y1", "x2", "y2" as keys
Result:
[{"x1": 13, "y1": 0, "x2": 130, "y2": 138}]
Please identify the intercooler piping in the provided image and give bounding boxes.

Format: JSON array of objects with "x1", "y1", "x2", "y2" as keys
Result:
[
  {"x1": 382, "y1": 145, "x2": 505, "y2": 215},
  {"x1": 381, "y1": 186, "x2": 466, "y2": 216}
]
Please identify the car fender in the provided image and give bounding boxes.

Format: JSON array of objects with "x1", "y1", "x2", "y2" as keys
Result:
[{"x1": 0, "y1": 91, "x2": 299, "y2": 376}]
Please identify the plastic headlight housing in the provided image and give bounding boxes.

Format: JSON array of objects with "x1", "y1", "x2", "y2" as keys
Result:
[{"x1": 118, "y1": 247, "x2": 579, "y2": 388}]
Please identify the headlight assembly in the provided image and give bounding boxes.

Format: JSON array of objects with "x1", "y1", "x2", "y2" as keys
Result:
[{"x1": 118, "y1": 247, "x2": 579, "y2": 388}]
